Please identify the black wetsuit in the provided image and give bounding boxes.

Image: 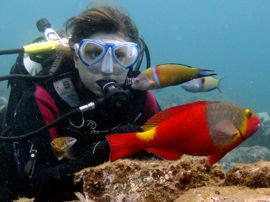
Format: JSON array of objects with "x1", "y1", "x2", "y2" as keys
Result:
[{"x1": 0, "y1": 69, "x2": 160, "y2": 201}]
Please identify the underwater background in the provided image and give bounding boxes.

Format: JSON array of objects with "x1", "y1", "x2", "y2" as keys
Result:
[
  {"x1": 1, "y1": 0, "x2": 270, "y2": 111},
  {"x1": 1, "y1": 2, "x2": 270, "y2": 200},
  {"x1": 0, "y1": 1, "x2": 269, "y2": 147}
]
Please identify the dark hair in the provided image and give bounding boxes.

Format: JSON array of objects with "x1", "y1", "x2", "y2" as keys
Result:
[{"x1": 66, "y1": 6, "x2": 139, "y2": 46}]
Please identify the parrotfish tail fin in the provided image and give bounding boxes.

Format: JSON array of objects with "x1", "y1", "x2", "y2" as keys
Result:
[
  {"x1": 208, "y1": 154, "x2": 226, "y2": 165},
  {"x1": 198, "y1": 69, "x2": 217, "y2": 77},
  {"x1": 217, "y1": 77, "x2": 224, "y2": 93},
  {"x1": 106, "y1": 133, "x2": 147, "y2": 162}
]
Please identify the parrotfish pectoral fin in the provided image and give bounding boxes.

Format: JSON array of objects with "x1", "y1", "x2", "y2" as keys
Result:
[
  {"x1": 215, "y1": 120, "x2": 239, "y2": 138},
  {"x1": 208, "y1": 154, "x2": 226, "y2": 165},
  {"x1": 146, "y1": 148, "x2": 183, "y2": 160},
  {"x1": 198, "y1": 69, "x2": 217, "y2": 77},
  {"x1": 106, "y1": 132, "x2": 148, "y2": 162}
]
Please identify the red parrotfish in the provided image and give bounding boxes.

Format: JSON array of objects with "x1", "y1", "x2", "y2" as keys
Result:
[
  {"x1": 106, "y1": 101, "x2": 260, "y2": 165},
  {"x1": 131, "y1": 63, "x2": 216, "y2": 91}
]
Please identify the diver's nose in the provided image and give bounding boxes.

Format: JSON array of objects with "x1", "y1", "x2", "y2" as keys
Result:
[{"x1": 101, "y1": 48, "x2": 113, "y2": 73}]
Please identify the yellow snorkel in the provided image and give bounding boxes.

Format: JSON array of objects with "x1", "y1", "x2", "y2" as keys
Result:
[
  {"x1": 24, "y1": 41, "x2": 70, "y2": 54},
  {"x1": 23, "y1": 41, "x2": 59, "y2": 54},
  {"x1": 0, "y1": 40, "x2": 71, "y2": 56}
]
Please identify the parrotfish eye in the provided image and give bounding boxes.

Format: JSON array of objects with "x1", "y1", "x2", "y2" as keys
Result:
[{"x1": 244, "y1": 109, "x2": 253, "y2": 118}]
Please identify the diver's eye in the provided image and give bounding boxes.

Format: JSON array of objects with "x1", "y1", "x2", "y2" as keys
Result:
[
  {"x1": 115, "y1": 50, "x2": 126, "y2": 63},
  {"x1": 85, "y1": 49, "x2": 102, "y2": 60},
  {"x1": 244, "y1": 109, "x2": 253, "y2": 118}
]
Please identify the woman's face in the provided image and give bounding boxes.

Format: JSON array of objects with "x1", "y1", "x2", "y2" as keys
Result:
[{"x1": 73, "y1": 33, "x2": 132, "y2": 97}]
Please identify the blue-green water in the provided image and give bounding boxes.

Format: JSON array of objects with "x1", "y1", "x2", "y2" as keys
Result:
[
  {"x1": 0, "y1": 1, "x2": 270, "y2": 137},
  {"x1": 1, "y1": 0, "x2": 270, "y2": 112},
  {"x1": 0, "y1": 2, "x2": 270, "y2": 199}
]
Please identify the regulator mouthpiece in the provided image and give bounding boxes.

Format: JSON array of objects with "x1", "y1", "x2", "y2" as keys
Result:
[{"x1": 96, "y1": 80, "x2": 118, "y2": 95}]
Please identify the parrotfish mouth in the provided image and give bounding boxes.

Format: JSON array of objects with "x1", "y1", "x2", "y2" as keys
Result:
[
  {"x1": 256, "y1": 118, "x2": 261, "y2": 128},
  {"x1": 248, "y1": 116, "x2": 261, "y2": 137},
  {"x1": 256, "y1": 123, "x2": 261, "y2": 131}
]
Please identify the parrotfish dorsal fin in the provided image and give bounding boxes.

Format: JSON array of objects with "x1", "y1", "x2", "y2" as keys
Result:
[{"x1": 143, "y1": 101, "x2": 208, "y2": 131}]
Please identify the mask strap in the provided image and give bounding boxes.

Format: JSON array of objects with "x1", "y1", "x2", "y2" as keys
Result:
[{"x1": 134, "y1": 38, "x2": 151, "y2": 71}]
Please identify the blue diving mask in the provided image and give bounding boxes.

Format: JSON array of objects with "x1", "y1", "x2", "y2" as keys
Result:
[{"x1": 74, "y1": 39, "x2": 140, "y2": 73}]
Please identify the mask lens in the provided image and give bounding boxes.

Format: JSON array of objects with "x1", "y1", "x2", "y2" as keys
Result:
[
  {"x1": 114, "y1": 44, "x2": 139, "y2": 67},
  {"x1": 82, "y1": 42, "x2": 104, "y2": 65}
]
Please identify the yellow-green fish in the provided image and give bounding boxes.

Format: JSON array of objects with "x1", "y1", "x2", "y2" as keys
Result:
[
  {"x1": 182, "y1": 76, "x2": 223, "y2": 93},
  {"x1": 131, "y1": 63, "x2": 216, "y2": 91},
  {"x1": 51, "y1": 136, "x2": 77, "y2": 160}
]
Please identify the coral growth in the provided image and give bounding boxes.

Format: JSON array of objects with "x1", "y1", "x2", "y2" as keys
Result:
[
  {"x1": 76, "y1": 157, "x2": 220, "y2": 201},
  {"x1": 74, "y1": 156, "x2": 270, "y2": 202},
  {"x1": 18, "y1": 156, "x2": 270, "y2": 201},
  {"x1": 225, "y1": 161, "x2": 270, "y2": 188}
]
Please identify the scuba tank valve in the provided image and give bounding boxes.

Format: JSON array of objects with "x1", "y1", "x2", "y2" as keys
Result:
[{"x1": 36, "y1": 18, "x2": 62, "y2": 42}]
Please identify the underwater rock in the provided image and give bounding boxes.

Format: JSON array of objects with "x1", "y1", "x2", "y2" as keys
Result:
[
  {"x1": 225, "y1": 161, "x2": 270, "y2": 188},
  {"x1": 244, "y1": 129, "x2": 270, "y2": 149},
  {"x1": 220, "y1": 145, "x2": 270, "y2": 170},
  {"x1": 256, "y1": 112, "x2": 270, "y2": 136},
  {"x1": 74, "y1": 157, "x2": 225, "y2": 202},
  {"x1": 0, "y1": 96, "x2": 7, "y2": 132},
  {"x1": 0, "y1": 96, "x2": 7, "y2": 111},
  {"x1": 18, "y1": 157, "x2": 270, "y2": 201},
  {"x1": 74, "y1": 157, "x2": 270, "y2": 202},
  {"x1": 174, "y1": 186, "x2": 270, "y2": 202}
]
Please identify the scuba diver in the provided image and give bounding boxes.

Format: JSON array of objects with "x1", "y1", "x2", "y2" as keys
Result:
[{"x1": 0, "y1": 5, "x2": 160, "y2": 201}]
